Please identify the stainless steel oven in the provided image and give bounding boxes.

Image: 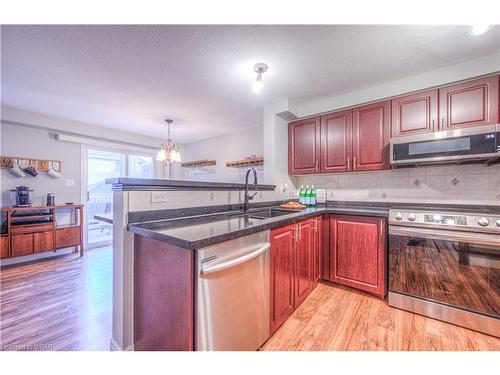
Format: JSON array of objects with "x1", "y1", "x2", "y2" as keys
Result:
[
  {"x1": 390, "y1": 124, "x2": 500, "y2": 166},
  {"x1": 388, "y1": 209, "x2": 500, "y2": 337}
]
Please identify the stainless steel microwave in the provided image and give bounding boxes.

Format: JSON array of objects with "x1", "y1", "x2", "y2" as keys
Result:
[{"x1": 390, "y1": 124, "x2": 500, "y2": 167}]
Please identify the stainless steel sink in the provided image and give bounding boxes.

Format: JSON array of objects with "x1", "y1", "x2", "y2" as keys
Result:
[{"x1": 227, "y1": 208, "x2": 298, "y2": 220}]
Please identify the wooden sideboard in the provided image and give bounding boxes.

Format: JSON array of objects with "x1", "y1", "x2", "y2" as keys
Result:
[{"x1": 0, "y1": 205, "x2": 84, "y2": 261}]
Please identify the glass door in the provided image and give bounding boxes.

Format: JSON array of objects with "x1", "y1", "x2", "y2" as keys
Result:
[
  {"x1": 84, "y1": 147, "x2": 155, "y2": 250},
  {"x1": 86, "y1": 149, "x2": 126, "y2": 249}
]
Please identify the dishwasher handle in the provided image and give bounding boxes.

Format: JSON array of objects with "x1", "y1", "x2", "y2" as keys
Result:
[{"x1": 200, "y1": 243, "x2": 270, "y2": 275}]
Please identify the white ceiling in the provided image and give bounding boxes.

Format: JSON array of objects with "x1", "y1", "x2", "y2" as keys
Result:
[{"x1": 1, "y1": 25, "x2": 499, "y2": 143}]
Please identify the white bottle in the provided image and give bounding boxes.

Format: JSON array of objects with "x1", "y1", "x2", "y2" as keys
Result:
[{"x1": 304, "y1": 185, "x2": 311, "y2": 206}]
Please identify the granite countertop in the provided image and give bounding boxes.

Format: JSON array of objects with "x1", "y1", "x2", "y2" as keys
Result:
[{"x1": 128, "y1": 204, "x2": 389, "y2": 249}]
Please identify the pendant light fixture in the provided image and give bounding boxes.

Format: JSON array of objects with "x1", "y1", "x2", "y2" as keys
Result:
[
  {"x1": 156, "y1": 119, "x2": 181, "y2": 163},
  {"x1": 252, "y1": 63, "x2": 268, "y2": 93}
]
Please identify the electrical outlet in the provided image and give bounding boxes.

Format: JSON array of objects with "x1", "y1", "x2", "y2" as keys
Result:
[
  {"x1": 151, "y1": 191, "x2": 168, "y2": 203},
  {"x1": 65, "y1": 179, "x2": 75, "y2": 186}
]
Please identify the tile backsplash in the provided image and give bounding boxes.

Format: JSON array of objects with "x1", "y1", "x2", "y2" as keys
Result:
[{"x1": 295, "y1": 164, "x2": 500, "y2": 206}]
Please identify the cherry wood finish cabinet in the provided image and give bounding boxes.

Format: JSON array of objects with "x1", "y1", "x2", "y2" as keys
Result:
[
  {"x1": 329, "y1": 215, "x2": 387, "y2": 298},
  {"x1": 391, "y1": 89, "x2": 438, "y2": 137},
  {"x1": 352, "y1": 100, "x2": 391, "y2": 171},
  {"x1": 33, "y1": 231, "x2": 55, "y2": 253},
  {"x1": 439, "y1": 75, "x2": 499, "y2": 130},
  {"x1": 0, "y1": 236, "x2": 9, "y2": 259},
  {"x1": 269, "y1": 225, "x2": 296, "y2": 333},
  {"x1": 10, "y1": 233, "x2": 35, "y2": 257},
  {"x1": 270, "y1": 217, "x2": 322, "y2": 334},
  {"x1": 313, "y1": 216, "x2": 323, "y2": 283},
  {"x1": 320, "y1": 110, "x2": 353, "y2": 172},
  {"x1": 288, "y1": 117, "x2": 321, "y2": 174}
]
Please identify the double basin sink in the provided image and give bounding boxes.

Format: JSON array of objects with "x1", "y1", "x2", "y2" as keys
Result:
[{"x1": 225, "y1": 208, "x2": 300, "y2": 220}]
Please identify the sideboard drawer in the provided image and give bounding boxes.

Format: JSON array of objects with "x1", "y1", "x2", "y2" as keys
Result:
[{"x1": 55, "y1": 227, "x2": 80, "y2": 249}]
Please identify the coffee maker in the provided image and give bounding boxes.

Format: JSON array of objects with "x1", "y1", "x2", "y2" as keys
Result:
[{"x1": 15, "y1": 186, "x2": 31, "y2": 207}]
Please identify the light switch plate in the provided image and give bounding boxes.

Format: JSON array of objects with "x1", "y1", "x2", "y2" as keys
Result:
[
  {"x1": 316, "y1": 188, "x2": 327, "y2": 203},
  {"x1": 65, "y1": 179, "x2": 75, "y2": 186},
  {"x1": 151, "y1": 191, "x2": 168, "y2": 203}
]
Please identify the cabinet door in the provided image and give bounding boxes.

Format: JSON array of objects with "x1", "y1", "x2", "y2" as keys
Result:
[
  {"x1": 352, "y1": 100, "x2": 390, "y2": 171},
  {"x1": 320, "y1": 110, "x2": 353, "y2": 172},
  {"x1": 270, "y1": 224, "x2": 296, "y2": 334},
  {"x1": 439, "y1": 75, "x2": 499, "y2": 130},
  {"x1": 55, "y1": 227, "x2": 80, "y2": 248},
  {"x1": 313, "y1": 216, "x2": 322, "y2": 283},
  {"x1": 0, "y1": 236, "x2": 9, "y2": 259},
  {"x1": 391, "y1": 89, "x2": 438, "y2": 137},
  {"x1": 295, "y1": 219, "x2": 314, "y2": 307},
  {"x1": 329, "y1": 215, "x2": 386, "y2": 298},
  {"x1": 11, "y1": 233, "x2": 34, "y2": 257},
  {"x1": 288, "y1": 117, "x2": 320, "y2": 174},
  {"x1": 34, "y1": 231, "x2": 54, "y2": 253}
]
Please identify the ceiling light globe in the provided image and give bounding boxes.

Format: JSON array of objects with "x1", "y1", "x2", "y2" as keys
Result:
[{"x1": 469, "y1": 24, "x2": 493, "y2": 36}]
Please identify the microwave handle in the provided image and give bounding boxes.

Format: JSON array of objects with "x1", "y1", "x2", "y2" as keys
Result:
[{"x1": 389, "y1": 226, "x2": 500, "y2": 248}]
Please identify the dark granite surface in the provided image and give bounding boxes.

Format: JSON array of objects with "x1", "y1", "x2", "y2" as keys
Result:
[
  {"x1": 106, "y1": 177, "x2": 276, "y2": 191},
  {"x1": 128, "y1": 200, "x2": 500, "y2": 250}
]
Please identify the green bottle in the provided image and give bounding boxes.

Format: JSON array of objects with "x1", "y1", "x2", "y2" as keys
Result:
[
  {"x1": 304, "y1": 185, "x2": 311, "y2": 206},
  {"x1": 310, "y1": 185, "x2": 317, "y2": 206},
  {"x1": 298, "y1": 185, "x2": 305, "y2": 204}
]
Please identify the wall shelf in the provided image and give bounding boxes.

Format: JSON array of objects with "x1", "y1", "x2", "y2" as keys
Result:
[
  {"x1": 1, "y1": 156, "x2": 62, "y2": 173},
  {"x1": 180, "y1": 159, "x2": 216, "y2": 168},
  {"x1": 226, "y1": 157, "x2": 264, "y2": 168}
]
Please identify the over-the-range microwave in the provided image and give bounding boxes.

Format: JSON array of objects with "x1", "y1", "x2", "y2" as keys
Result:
[{"x1": 390, "y1": 124, "x2": 500, "y2": 167}]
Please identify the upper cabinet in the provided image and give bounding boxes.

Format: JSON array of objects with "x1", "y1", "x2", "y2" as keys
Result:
[
  {"x1": 320, "y1": 109, "x2": 352, "y2": 173},
  {"x1": 352, "y1": 100, "x2": 390, "y2": 171},
  {"x1": 288, "y1": 74, "x2": 500, "y2": 174},
  {"x1": 391, "y1": 89, "x2": 438, "y2": 137},
  {"x1": 288, "y1": 117, "x2": 320, "y2": 174},
  {"x1": 439, "y1": 75, "x2": 499, "y2": 130}
]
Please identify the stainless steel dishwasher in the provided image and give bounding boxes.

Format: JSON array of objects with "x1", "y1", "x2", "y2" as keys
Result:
[{"x1": 196, "y1": 230, "x2": 270, "y2": 351}]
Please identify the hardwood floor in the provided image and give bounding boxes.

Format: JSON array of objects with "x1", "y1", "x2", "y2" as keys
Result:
[
  {"x1": 1, "y1": 247, "x2": 498, "y2": 351},
  {"x1": 0, "y1": 247, "x2": 112, "y2": 351},
  {"x1": 261, "y1": 282, "x2": 500, "y2": 351}
]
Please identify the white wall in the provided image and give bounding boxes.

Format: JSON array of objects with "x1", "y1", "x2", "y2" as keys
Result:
[{"x1": 178, "y1": 126, "x2": 263, "y2": 183}]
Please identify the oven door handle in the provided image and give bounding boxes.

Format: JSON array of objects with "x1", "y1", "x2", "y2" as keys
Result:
[{"x1": 389, "y1": 226, "x2": 500, "y2": 247}]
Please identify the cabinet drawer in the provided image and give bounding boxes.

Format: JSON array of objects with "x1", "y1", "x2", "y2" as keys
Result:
[
  {"x1": 34, "y1": 231, "x2": 55, "y2": 253},
  {"x1": 11, "y1": 233, "x2": 34, "y2": 257},
  {"x1": 55, "y1": 227, "x2": 80, "y2": 248},
  {"x1": 0, "y1": 235, "x2": 9, "y2": 259},
  {"x1": 10, "y1": 223, "x2": 55, "y2": 235}
]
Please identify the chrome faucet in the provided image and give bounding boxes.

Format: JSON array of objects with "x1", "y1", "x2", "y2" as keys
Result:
[{"x1": 243, "y1": 168, "x2": 258, "y2": 212}]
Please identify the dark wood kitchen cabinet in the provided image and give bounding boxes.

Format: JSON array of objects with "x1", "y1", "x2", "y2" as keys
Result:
[
  {"x1": 295, "y1": 219, "x2": 315, "y2": 306},
  {"x1": 439, "y1": 75, "x2": 499, "y2": 130},
  {"x1": 270, "y1": 224, "x2": 296, "y2": 333},
  {"x1": 313, "y1": 216, "x2": 323, "y2": 283},
  {"x1": 352, "y1": 100, "x2": 391, "y2": 171},
  {"x1": 320, "y1": 109, "x2": 353, "y2": 172},
  {"x1": 391, "y1": 89, "x2": 438, "y2": 137},
  {"x1": 329, "y1": 215, "x2": 387, "y2": 298},
  {"x1": 0, "y1": 235, "x2": 9, "y2": 259},
  {"x1": 270, "y1": 217, "x2": 322, "y2": 334},
  {"x1": 288, "y1": 117, "x2": 320, "y2": 174}
]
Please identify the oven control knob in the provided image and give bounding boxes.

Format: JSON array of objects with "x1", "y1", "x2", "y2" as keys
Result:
[
  {"x1": 477, "y1": 217, "x2": 489, "y2": 227},
  {"x1": 394, "y1": 212, "x2": 403, "y2": 220},
  {"x1": 407, "y1": 213, "x2": 416, "y2": 221}
]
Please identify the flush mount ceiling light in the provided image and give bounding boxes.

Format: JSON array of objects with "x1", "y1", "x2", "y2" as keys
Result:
[
  {"x1": 469, "y1": 24, "x2": 494, "y2": 36},
  {"x1": 252, "y1": 62, "x2": 268, "y2": 93},
  {"x1": 156, "y1": 119, "x2": 182, "y2": 163}
]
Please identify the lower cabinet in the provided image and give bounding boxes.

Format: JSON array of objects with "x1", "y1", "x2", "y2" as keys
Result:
[
  {"x1": 55, "y1": 226, "x2": 80, "y2": 248},
  {"x1": 270, "y1": 216, "x2": 322, "y2": 334},
  {"x1": 0, "y1": 235, "x2": 9, "y2": 259},
  {"x1": 34, "y1": 231, "x2": 55, "y2": 253},
  {"x1": 329, "y1": 215, "x2": 387, "y2": 298},
  {"x1": 11, "y1": 233, "x2": 34, "y2": 257}
]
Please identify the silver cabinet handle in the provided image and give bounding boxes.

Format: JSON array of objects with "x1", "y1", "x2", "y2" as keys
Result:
[
  {"x1": 432, "y1": 119, "x2": 435, "y2": 130},
  {"x1": 353, "y1": 156, "x2": 357, "y2": 171},
  {"x1": 315, "y1": 159, "x2": 319, "y2": 171},
  {"x1": 441, "y1": 117, "x2": 444, "y2": 130},
  {"x1": 347, "y1": 157, "x2": 350, "y2": 171},
  {"x1": 200, "y1": 243, "x2": 270, "y2": 275}
]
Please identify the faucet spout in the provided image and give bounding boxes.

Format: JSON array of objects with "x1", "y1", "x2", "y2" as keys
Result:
[{"x1": 243, "y1": 168, "x2": 258, "y2": 212}]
